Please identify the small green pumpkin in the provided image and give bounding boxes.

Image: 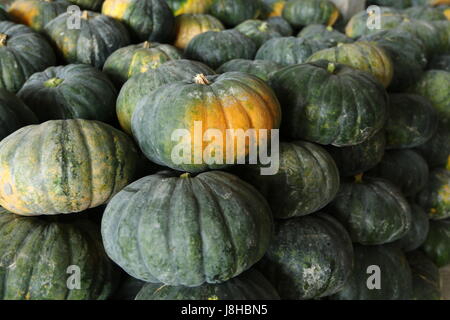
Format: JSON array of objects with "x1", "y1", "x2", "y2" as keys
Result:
[
  {"x1": 428, "y1": 54, "x2": 450, "y2": 71},
  {"x1": 396, "y1": 204, "x2": 430, "y2": 252},
  {"x1": 406, "y1": 250, "x2": 441, "y2": 300},
  {"x1": 67, "y1": 0, "x2": 104, "y2": 11},
  {"x1": 421, "y1": 219, "x2": 450, "y2": 267},
  {"x1": 265, "y1": 16, "x2": 292, "y2": 36},
  {"x1": 282, "y1": 0, "x2": 340, "y2": 29},
  {"x1": 297, "y1": 24, "x2": 353, "y2": 47},
  {"x1": 417, "y1": 168, "x2": 450, "y2": 220},
  {"x1": 235, "y1": 19, "x2": 281, "y2": 48},
  {"x1": 174, "y1": 13, "x2": 224, "y2": 49},
  {"x1": 404, "y1": 6, "x2": 447, "y2": 21},
  {"x1": 415, "y1": 120, "x2": 450, "y2": 169},
  {"x1": 209, "y1": 0, "x2": 267, "y2": 27},
  {"x1": 216, "y1": 59, "x2": 282, "y2": 81}
]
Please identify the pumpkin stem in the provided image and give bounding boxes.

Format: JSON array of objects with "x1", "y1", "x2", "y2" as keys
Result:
[
  {"x1": 194, "y1": 74, "x2": 210, "y2": 85},
  {"x1": 326, "y1": 26, "x2": 333, "y2": 32},
  {"x1": 180, "y1": 173, "x2": 191, "y2": 179},
  {"x1": 354, "y1": 173, "x2": 364, "y2": 184},
  {"x1": 81, "y1": 10, "x2": 89, "y2": 20},
  {"x1": 44, "y1": 77, "x2": 64, "y2": 88},
  {"x1": 258, "y1": 22, "x2": 268, "y2": 32},
  {"x1": 0, "y1": 34, "x2": 7, "y2": 47},
  {"x1": 143, "y1": 41, "x2": 151, "y2": 49},
  {"x1": 327, "y1": 63, "x2": 336, "y2": 74}
]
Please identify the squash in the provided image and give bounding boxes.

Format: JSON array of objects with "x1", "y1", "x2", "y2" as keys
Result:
[
  {"x1": 262, "y1": 0, "x2": 286, "y2": 17},
  {"x1": 0, "y1": 119, "x2": 138, "y2": 215},
  {"x1": 131, "y1": 72, "x2": 281, "y2": 172},
  {"x1": 298, "y1": 24, "x2": 353, "y2": 47},
  {"x1": 396, "y1": 20, "x2": 443, "y2": 56},
  {"x1": 101, "y1": 170, "x2": 274, "y2": 286},
  {"x1": 117, "y1": 59, "x2": 215, "y2": 135},
  {"x1": 209, "y1": 0, "x2": 267, "y2": 27},
  {"x1": 432, "y1": 20, "x2": 450, "y2": 53},
  {"x1": 174, "y1": 13, "x2": 224, "y2": 50},
  {"x1": 0, "y1": 209, "x2": 118, "y2": 300},
  {"x1": 415, "y1": 120, "x2": 450, "y2": 169},
  {"x1": 417, "y1": 168, "x2": 450, "y2": 220},
  {"x1": 165, "y1": 0, "x2": 213, "y2": 16},
  {"x1": 282, "y1": 0, "x2": 340, "y2": 29},
  {"x1": 396, "y1": 204, "x2": 430, "y2": 252},
  {"x1": 135, "y1": 269, "x2": 280, "y2": 300},
  {"x1": 257, "y1": 213, "x2": 353, "y2": 300},
  {"x1": 103, "y1": 42, "x2": 183, "y2": 87},
  {"x1": 235, "y1": 19, "x2": 281, "y2": 48},
  {"x1": 67, "y1": 0, "x2": 104, "y2": 11},
  {"x1": 428, "y1": 54, "x2": 450, "y2": 71},
  {"x1": 404, "y1": 6, "x2": 447, "y2": 21},
  {"x1": 216, "y1": 59, "x2": 282, "y2": 81},
  {"x1": 0, "y1": 21, "x2": 55, "y2": 93},
  {"x1": 307, "y1": 41, "x2": 394, "y2": 88},
  {"x1": 268, "y1": 61, "x2": 388, "y2": 146},
  {"x1": 265, "y1": 16, "x2": 292, "y2": 36},
  {"x1": 236, "y1": 141, "x2": 340, "y2": 219},
  {"x1": 331, "y1": 244, "x2": 412, "y2": 300},
  {"x1": 17, "y1": 64, "x2": 117, "y2": 123},
  {"x1": 412, "y1": 0, "x2": 450, "y2": 6},
  {"x1": 406, "y1": 250, "x2": 441, "y2": 300},
  {"x1": 8, "y1": 0, "x2": 70, "y2": 32},
  {"x1": 421, "y1": 219, "x2": 450, "y2": 267},
  {"x1": 44, "y1": 10, "x2": 130, "y2": 68},
  {"x1": 366, "y1": 0, "x2": 412, "y2": 9},
  {"x1": 384, "y1": 94, "x2": 438, "y2": 150},
  {"x1": 102, "y1": 0, "x2": 175, "y2": 42},
  {"x1": 185, "y1": 30, "x2": 256, "y2": 69}
]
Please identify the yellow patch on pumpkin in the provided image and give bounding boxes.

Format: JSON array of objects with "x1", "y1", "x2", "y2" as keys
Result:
[
  {"x1": 8, "y1": 0, "x2": 40, "y2": 28},
  {"x1": 268, "y1": 1, "x2": 286, "y2": 17},
  {"x1": 101, "y1": 0, "x2": 132, "y2": 20},
  {"x1": 327, "y1": 8, "x2": 340, "y2": 27}
]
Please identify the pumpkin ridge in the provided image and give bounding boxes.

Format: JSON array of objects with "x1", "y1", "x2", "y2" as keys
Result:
[{"x1": 37, "y1": 124, "x2": 57, "y2": 214}]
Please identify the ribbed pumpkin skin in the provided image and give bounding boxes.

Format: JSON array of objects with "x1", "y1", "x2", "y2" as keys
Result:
[
  {"x1": 101, "y1": 171, "x2": 274, "y2": 286},
  {"x1": 166, "y1": 0, "x2": 213, "y2": 16},
  {"x1": 0, "y1": 119, "x2": 138, "y2": 215},
  {"x1": 416, "y1": 120, "x2": 450, "y2": 168},
  {"x1": 0, "y1": 211, "x2": 118, "y2": 300},
  {"x1": 396, "y1": 20, "x2": 442, "y2": 57},
  {"x1": 0, "y1": 89, "x2": 38, "y2": 141},
  {"x1": 366, "y1": 0, "x2": 411, "y2": 9},
  {"x1": 117, "y1": 59, "x2": 214, "y2": 135},
  {"x1": 429, "y1": 54, "x2": 450, "y2": 71},
  {"x1": 174, "y1": 14, "x2": 224, "y2": 49},
  {"x1": 102, "y1": 0, "x2": 174, "y2": 42},
  {"x1": 236, "y1": 141, "x2": 340, "y2": 219},
  {"x1": 331, "y1": 177, "x2": 412, "y2": 245},
  {"x1": 216, "y1": 59, "x2": 282, "y2": 81},
  {"x1": 432, "y1": 20, "x2": 450, "y2": 53},
  {"x1": 132, "y1": 72, "x2": 281, "y2": 173},
  {"x1": 298, "y1": 24, "x2": 353, "y2": 47},
  {"x1": 235, "y1": 20, "x2": 281, "y2": 48},
  {"x1": 417, "y1": 168, "x2": 450, "y2": 220},
  {"x1": 103, "y1": 42, "x2": 183, "y2": 86},
  {"x1": 17, "y1": 64, "x2": 117, "y2": 123},
  {"x1": 331, "y1": 245, "x2": 412, "y2": 300},
  {"x1": 0, "y1": 21, "x2": 55, "y2": 93},
  {"x1": 282, "y1": 0, "x2": 340, "y2": 28},
  {"x1": 209, "y1": 0, "x2": 267, "y2": 27},
  {"x1": 67, "y1": 0, "x2": 104, "y2": 11},
  {"x1": 385, "y1": 94, "x2": 438, "y2": 150},
  {"x1": 396, "y1": 204, "x2": 430, "y2": 252},
  {"x1": 257, "y1": 213, "x2": 353, "y2": 300},
  {"x1": 307, "y1": 41, "x2": 394, "y2": 88},
  {"x1": 44, "y1": 11, "x2": 130, "y2": 68},
  {"x1": 255, "y1": 36, "x2": 331, "y2": 66},
  {"x1": 404, "y1": 6, "x2": 447, "y2": 21},
  {"x1": 135, "y1": 269, "x2": 280, "y2": 300},
  {"x1": 8, "y1": 0, "x2": 70, "y2": 32},
  {"x1": 185, "y1": 30, "x2": 256, "y2": 69},
  {"x1": 268, "y1": 61, "x2": 388, "y2": 146},
  {"x1": 406, "y1": 250, "x2": 441, "y2": 300},
  {"x1": 422, "y1": 219, "x2": 450, "y2": 267},
  {"x1": 266, "y1": 17, "x2": 292, "y2": 36}
]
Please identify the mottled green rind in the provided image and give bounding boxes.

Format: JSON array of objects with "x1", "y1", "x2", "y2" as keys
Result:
[
  {"x1": 266, "y1": 17, "x2": 292, "y2": 37},
  {"x1": 216, "y1": 59, "x2": 282, "y2": 81},
  {"x1": 396, "y1": 204, "x2": 430, "y2": 252},
  {"x1": 209, "y1": 0, "x2": 267, "y2": 27},
  {"x1": 407, "y1": 250, "x2": 441, "y2": 300},
  {"x1": 67, "y1": 0, "x2": 104, "y2": 11},
  {"x1": 432, "y1": 20, "x2": 450, "y2": 54},
  {"x1": 417, "y1": 168, "x2": 450, "y2": 220},
  {"x1": 422, "y1": 219, "x2": 450, "y2": 267},
  {"x1": 366, "y1": 0, "x2": 412, "y2": 9},
  {"x1": 404, "y1": 6, "x2": 447, "y2": 21},
  {"x1": 415, "y1": 120, "x2": 450, "y2": 168},
  {"x1": 235, "y1": 19, "x2": 281, "y2": 48},
  {"x1": 298, "y1": 24, "x2": 353, "y2": 47},
  {"x1": 396, "y1": 20, "x2": 442, "y2": 57},
  {"x1": 282, "y1": 0, "x2": 338, "y2": 28}
]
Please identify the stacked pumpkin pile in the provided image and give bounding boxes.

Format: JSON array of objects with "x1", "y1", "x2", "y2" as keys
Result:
[{"x1": 0, "y1": 0, "x2": 448, "y2": 300}]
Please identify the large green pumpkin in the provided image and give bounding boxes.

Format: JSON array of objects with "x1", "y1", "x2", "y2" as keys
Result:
[
  {"x1": 103, "y1": 41, "x2": 183, "y2": 86},
  {"x1": 331, "y1": 175, "x2": 412, "y2": 245},
  {"x1": 67, "y1": 0, "x2": 104, "y2": 11},
  {"x1": 135, "y1": 269, "x2": 280, "y2": 300},
  {"x1": 185, "y1": 29, "x2": 256, "y2": 69},
  {"x1": 235, "y1": 19, "x2": 281, "y2": 48},
  {"x1": 421, "y1": 219, "x2": 450, "y2": 267},
  {"x1": 266, "y1": 16, "x2": 292, "y2": 36},
  {"x1": 406, "y1": 250, "x2": 441, "y2": 300},
  {"x1": 257, "y1": 213, "x2": 353, "y2": 300},
  {"x1": 44, "y1": 10, "x2": 130, "y2": 68},
  {"x1": 236, "y1": 141, "x2": 340, "y2": 219},
  {"x1": 396, "y1": 20, "x2": 443, "y2": 56},
  {"x1": 209, "y1": 0, "x2": 267, "y2": 27},
  {"x1": 0, "y1": 21, "x2": 55, "y2": 93},
  {"x1": 417, "y1": 168, "x2": 450, "y2": 220},
  {"x1": 404, "y1": 6, "x2": 447, "y2": 21},
  {"x1": 268, "y1": 60, "x2": 387, "y2": 146},
  {"x1": 117, "y1": 59, "x2": 215, "y2": 134},
  {"x1": 0, "y1": 119, "x2": 138, "y2": 215},
  {"x1": 396, "y1": 203, "x2": 430, "y2": 252},
  {"x1": 17, "y1": 64, "x2": 117, "y2": 123},
  {"x1": 297, "y1": 24, "x2": 353, "y2": 47},
  {"x1": 415, "y1": 120, "x2": 450, "y2": 169},
  {"x1": 216, "y1": 59, "x2": 282, "y2": 81},
  {"x1": 101, "y1": 170, "x2": 274, "y2": 286},
  {"x1": 0, "y1": 210, "x2": 118, "y2": 300},
  {"x1": 282, "y1": 0, "x2": 340, "y2": 29}
]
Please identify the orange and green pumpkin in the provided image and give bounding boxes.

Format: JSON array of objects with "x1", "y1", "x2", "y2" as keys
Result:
[
  {"x1": 406, "y1": 250, "x2": 441, "y2": 300},
  {"x1": 298, "y1": 24, "x2": 353, "y2": 47},
  {"x1": 165, "y1": 0, "x2": 213, "y2": 16},
  {"x1": 421, "y1": 219, "x2": 450, "y2": 267},
  {"x1": 216, "y1": 59, "x2": 282, "y2": 81},
  {"x1": 173, "y1": 13, "x2": 224, "y2": 49},
  {"x1": 396, "y1": 204, "x2": 430, "y2": 252},
  {"x1": 235, "y1": 19, "x2": 281, "y2": 48},
  {"x1": 282, "y1": 0, "x2": 340, "y2": 29},
  {"x1": 417, "y1": 168, "x2": 450, "y2": 220},
  {"x1": 209, "y1": 0, "x2": 267, "y2": 27},
  {"x1": 67, "y1": 0, "x2": 104, "y2": 11},
  {"x1": 0, "y1": 119, "x2": 138, "y2": 215}
]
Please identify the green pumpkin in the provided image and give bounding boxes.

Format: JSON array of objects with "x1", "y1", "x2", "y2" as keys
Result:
[
  {"x1": 17, "y1": 64, "x2": 117, "y2": 123},
  {"x1": 209, "y1": 0, "x2": 267, "y2": 27},
  {"x1": 404, "y1": 6, "x2": 447, "y2": 21},
  {"x1": 417, "y1": 168, "x2": 450, "y2": 220},
  {"x1": 268, "y1": 61, "x2": 388, "y2": 146},
  {"x1": 44, "y1": 10, "x2": 130, "y2": 68},
  {"x1": 366, "y1": 0, "x2": 412, "y2": 9},
  {"x1": 266, "y1": 16, "x2": 292, "y2": 36},
  {"x1": 216, "y1": 59, "x2": 282, "y2": 81},
  {"x1": 406, "y1": 250, "x2": 441, "y2": 300},
  {"x1": 421, "y1": 219, "x2": 450, "y2": 267},
  {"x1": 331, "y1": 244, "x2": 412, "y2": 300},
  {"x1": 0, "y1": 210, "x2": 118, "y2": 300},
  {"x1": 185, "y1": 29, "x2": 256, "y2": 69},
  {"x1": 101, "y1": 171, "x2": 274, "y2": 286},
  {"x1": 103, "y1": 41, "x2": 183, "y2": 86},
  {"x1": 415, "y1": 120, "x2": 450, "y2": 169},
  {"x1": 396, "y1": 20, "x2": 443, "y2": 56},
  {"x1": 282, "y1": 0, "x2": 340, "y2": 29},
  {"x1": 396, "y1": 204, "x2": 430, "y2": 252},
  {"x1": 257, "y1": 213, "x2": 353, "y2": 300},
  {"x1": 298, "y1": 24, "x2": 353, "y2": 47},
  {"x1": 432, "y1": 20, "x2": 450, "y2": 53},
  {"x1": 331, "y1": 176, "x2": 412, "y2": 245},
  {"x1": 0, "y1": 119, "x2": 138, "y2": 215},
  {"x1": 67, "y1": 0, "x2": 104, "y2": 10},
  {"x1": 135, "y1": 269, "x2": 280, "y2": 300},
  {"x1": 235, "y1": 19, "x2": 281, "y2": 48},
  {"x1": 385, "y1": 94, "x2": 438, "y2": 149},
  {"x1": 174, "y1": 13, "x2": 224, "y2": 49},
  {"x1": 0, "y1": 21, "x2": 55, "y2": 93},
  {"x1": 326, "y1": 130, "x2": 386, "y2": 177},
  {"x1": 428, "y1": 54, "x2": 450, "y2": 71},
  {"x1": 117, "y1": 59, "x2": 215, "y2": 135},
  {"x1": 112, "y1": 275, "x2": 145, "y2": 300}
]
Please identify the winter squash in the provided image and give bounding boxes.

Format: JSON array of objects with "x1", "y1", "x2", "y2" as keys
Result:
[
  {"x1": 366, "y1": 0, "x2": 412, "y2": 9},
  {"x1": 117, "y1": 59, "x2": 215, "y2": 135},
  {"x1": 282, "y1": 0, "x2": 340, "y2": 29},
  {"x1": 235, "y1": 19, "x2": 281, "y2": 48},
  {"x1": 407, "y1": 250, "x2": 441, "y2": 300},
  {"x1": 307, "y1": 41, "x2": 394, "y2": 88},
  {"x1": 135, "y1": 269, "x2": 280, "y2": 300},
  {"x1": 268, "y1": 61, "x2": 388, "y2": 146},
  {"x1": 0, "y1": 21, "x2": 55, "y2": 93},
  {"x1": 396, "y1": 20, "x2": 443, "y2": 56},
  {"x1": 131, "y1": 72, "x2": 281, "y2": 172},
  {"x1": 297, "y1": 24, "x2": 353, "y2": 47},
  {"x1": 0, "y1": 210, "x2": 118, "y2": 300},
  {"x1": 421, "y1": 219, "x2": 450, "y2": 267},
  {"x1": 396, "y1": 204, "x2": 430, "y2": 252},
  {"x1": 432, "y1": 20, "x2": 450, "y2": 54},
  {"x1": 265, "y1": 16, "x2": 292, "y2": 36},
  {"x1": 67, "y1": 0, "x2": 104, "y2": 10},
  {"x1": 257, "y1": 213, "x2": 353, "y2": 300},
  {"x1": 101, "y1": 170, "x2": 274, "y2": 286},
  {"x1": 216, "y1": 59, "x2": 282, "y2": 81},
  {"x1": 0, "y1": 119, "x2": 138, "y2": 215},
  {"x1": 102, "y1": 0, "x2": 175, "y2": 42},
  {"x1": 103, "y1": 42, "x2": 183, "y2": 86},
  {"x1": 44, "y1": 11, "x2": 130, "y2": 68},
  {"x1": 417, "y1": 168, "x2": 450, "y2": 220},
  {"x1": 263, "y1": 0, "x2": 286, "y2": 17},
  {"x1": 236, "y1": 141, "x2": 340, "y2": 219},
  {"x1": 185, "y1": 30, "x2": 257, "y2": 69},
  {"x1": 17, "y1": 64, "x2": 117, "y2": 123},
  {"x1": 415, "y1": 120, "x2": 450, "y2": 168},
  {"x1": 209, "y1": 0, "x2": 267, "y2": 27},
  {"x1": 174, "y1": 14, "x2": 224, "y2": 49},
  {"x1": 404, "y1": 6, "x2": 447, "y2": 21},
  {"x1": 165, "y1": 0, "x2": 213, "y2": 16},
  {"x1": 428, "y1": 54, "x2": 450, "y2": 71},
  {"x1": 8, "y1": 0, "x2": 70, "y2": 32}
]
